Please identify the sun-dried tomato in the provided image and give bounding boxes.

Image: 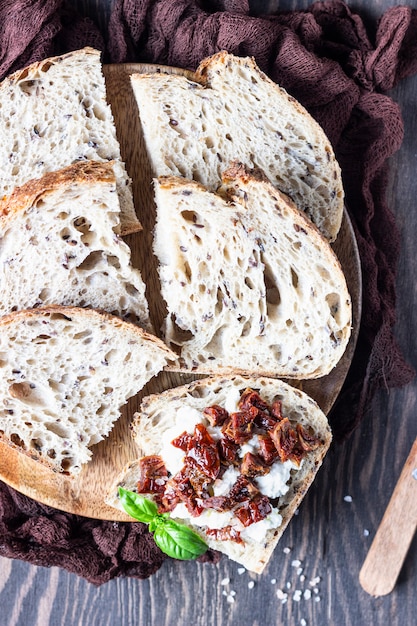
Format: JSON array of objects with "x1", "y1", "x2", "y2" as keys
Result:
[
  {"x1": 170, "y1": 467, "x2": 205, "y2": 516},
  {"x1": 270, "y1": 418, "x2": 304, "y2": 465},
  {"x1": 228, "y1": 475, "x2": 259, "y2": 503},
  {"x1": 240, "y1": 452, "x2": 269, "y2": 478},
  {"x1": 257, "y1": 433, "x2": 279, "y2": 465},
  {"x1": 136, "y1": 455, "x2": 168, "y2": 494},
  {"x1": 235, "y1": 494, "x2": 272, "y2": 527},
  {"x1": 270, "y1": 400, "x2": 283, "y2": 421},
  {"x1": 296, "y1": 423, "x2": 322, "y2": 452},
  {"x1": 222, "y1": 411, "x2": 255, "y2": 444},
  {"x1": 171, "y1": 430, "x2": 192, "y2": 451},
  {"x1": 206, "y1": 526, "x2": 243, "y2": 544},
  {"x1": 186, "y1": 423, "x2": 220, "y2": 480},
  {"x1": 203, "y1": 404, "x2": 229, "y2": 427},
  {"x1": 238, "y1": 388, "x2": 270, "y2": 413},
  {"x1": 217, "y1": 435, "x2": 239, "y2": 465}
]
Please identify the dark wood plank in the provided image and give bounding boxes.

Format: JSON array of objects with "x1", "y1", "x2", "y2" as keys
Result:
[{"x1": 1, "y1": 1, "x2": 417, "y2": 625}]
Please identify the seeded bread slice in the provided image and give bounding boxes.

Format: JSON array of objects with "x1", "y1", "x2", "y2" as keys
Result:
[
  {"x1": 0, "y1": 306, "x2": 176, "y2": 475},
  {"x1": 0, "y1": 47, "x2": 139, "y2": 235},
  {"x1": 153, "y1": 166, "x2": 352, "y2": 379},
  {"x1": 106, "y1": 374, "x2": 332, "y2": 573},
  {"x1": 0, "y1": 161, "x2": 151, "y2": 330},
  {"x1": 131, "y1": 51, "x2": 343, "y2": 241}
]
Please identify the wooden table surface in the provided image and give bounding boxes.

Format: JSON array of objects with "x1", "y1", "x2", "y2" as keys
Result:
[{"x1": 1, "y1": 1, "x2": 417, "y2": 625}]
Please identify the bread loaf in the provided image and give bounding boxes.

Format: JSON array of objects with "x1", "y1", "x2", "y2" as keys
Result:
[
  {"x1": 0, "y1": 47, "x2": 140, "y2": 235},
  {"x1": 131, "y1": 51, "x2": 343, "y2": 241},
  {"x1": 106, "y1": 374, "x2": 332, "y2": 573},
  {"x1": 0, "y1": 161, "x2": 151, "y2": 330},
  {"x1": 153, "y1": 165, "x2": 351, "y2": 379},
  {"x1": 0, "y1": 306, "x2": 176, "y2": 475}
]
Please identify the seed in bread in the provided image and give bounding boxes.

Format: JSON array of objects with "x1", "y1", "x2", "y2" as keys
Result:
[
  {"x1": 106, "y1": 375, "x2": 332, "y2": 573},
  {"x1": 153, "y1": 165, "x2": 352, "y2": 379},
  {"x1": 131, "y1": 51, "x2": 344, "y2": 241},
  {"x1": 0, "y1": 306, "x2": 176, "y2": 475},
  {"x1": 0, "y1": 161, "x2": 151, "y2": 330},
  {"x1": 0, "y1": 47, "x2": 139, "y2": 235}
]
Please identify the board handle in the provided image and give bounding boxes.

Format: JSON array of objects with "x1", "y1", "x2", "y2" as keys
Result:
[{"x1": 359, "y1": 437, "x2": 417, "y2": 596}]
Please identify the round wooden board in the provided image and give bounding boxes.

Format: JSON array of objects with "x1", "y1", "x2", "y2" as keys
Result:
[{"x1": 0, "y1": 64, "x2": 362, "y2": 521}]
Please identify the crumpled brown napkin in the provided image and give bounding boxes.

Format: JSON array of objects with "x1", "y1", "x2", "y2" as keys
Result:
[{"x1": 0, "y1": 0, "x2": 415, "y2": 584}]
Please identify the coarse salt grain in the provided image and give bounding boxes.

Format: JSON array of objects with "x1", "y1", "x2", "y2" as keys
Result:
[
  {"x1": 364, "y1": 529, "x2": 370, "y2": 537},
  {"x1": 248, "y1": 581, "x2": 255, "y2": 589},
  {"x1": 344, "y1": 495, "x2": 353, "y2": 503},
  {"x1": 270, "y1": 578, "x2": 277, "y2": 584},
  {"x1": 301, "y1": 620, "x2": 307, "y2": 626},
  {"x1": 226, "y1": 594, "x2": 235, "y2": 604},
  {"x1": 283, "y1": 547, "x2": 291, "y2": 554},
  {"x1": 304, "y1": 589, "x2": 312, "y2": 600},
  {"x1": 309, "y1": 577, "x2": 321, "y2": 586},
  {"x1": 291, "y1": 559, "x2": 302, "y2": 568},
  {"x1": 277, "y1": 589, "x2": 288, "y2": 603},
  {"x1": 293, "y1": 590, "x2": 302, "y2": 602},
  {"x1": 237, "y1": 567, "x2": 245, "y2": 575},
  {"x1": 221, "y1": 577, "x2": 230, "y2": 586}
]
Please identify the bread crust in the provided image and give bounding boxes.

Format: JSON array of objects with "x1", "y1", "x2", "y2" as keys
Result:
[
  {"x1": 0, "y1": 161, "x2": 118, "y2": 227},
  {"x1": 106, "y1": 374, "x2": 332, "y2": 573}
]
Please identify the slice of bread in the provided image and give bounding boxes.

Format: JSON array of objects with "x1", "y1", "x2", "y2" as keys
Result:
[
  {"x1": 153, "y1": 165, "x2": 352, "y2": 379},
  {"x1": 106, "y1": 374, "x2": 332, "y2": 573},
  {"x1": 0, "y1": 161, "x2": 151, "y2": 330},
  {"x1": 131, "y1": 51, "x2": 343, "y2": 241},
  {"x1": 0, "y1": 47, "x2": 140, "y2": 235},
  {"x1": 0, "y1": 306, "x2": 176, "y2": 475}
]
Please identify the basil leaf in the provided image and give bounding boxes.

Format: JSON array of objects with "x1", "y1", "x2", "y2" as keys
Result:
[
  {"x1": 118, "y1": 487, "x2": 158, "y2": 523},
  {"x1": 153, "y1": 517, "x2": 208, "y2": 560}
]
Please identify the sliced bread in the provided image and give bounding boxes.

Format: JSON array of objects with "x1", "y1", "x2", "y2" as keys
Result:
[
  {"x1": 0, "y1": 161, "x2": 151, "y2": 330},
  {"x1": 131, "y1": 51, "x2": 343, "y2": 241},
  {"x1": 153, "y1": 165, "x2": 352, "y2": 379},
  {"x1": 0, "y1": 306, "x2": 176, "y2": 475},
  {"x1": 106, "y1": 374, "x2": 332, "y2": 573},
  {"x1": 0, "y1": 47, "x2": 140, "y2": 235}
]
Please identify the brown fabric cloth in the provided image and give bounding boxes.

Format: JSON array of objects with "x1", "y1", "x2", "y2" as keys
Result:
[{"x1": 0, "y1": 0, "x2": 416, "y2": 584}]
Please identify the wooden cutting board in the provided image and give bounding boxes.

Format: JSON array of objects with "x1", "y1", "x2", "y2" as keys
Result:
[{"x1": 0, "y1": 64, "x2": 362, "y2": 521}]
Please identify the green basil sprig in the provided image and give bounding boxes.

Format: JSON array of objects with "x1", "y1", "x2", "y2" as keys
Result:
[{"x1": 118, "y1": 487, "x2": 208, "y2": 560}]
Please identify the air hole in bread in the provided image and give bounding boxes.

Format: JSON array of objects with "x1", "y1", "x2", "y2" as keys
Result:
[
  {"x1": 316, "y1": 264, "x2": 330, "y2": 280},
  {"x1": 204, "y1": 137, "x2": 214, "y2": 149},
  {"x1": 18, "y1": 79, "x2": 41, "y2": 96},
  {"x1": 10, "y1": 432, "x2": 26, "y2": 448},
  {"x1": 73, "y1": 329, "x2": 92, "y2": 342},
  {"x1": 326, "y1": 293, "x2": 341, "y2": 323},
  {"x1": 61, "y1": 457, "x2": 74, "y2": 472},
  {"x1": 180, "y1": 210, "x2": 198, "y2": 224},
  {"x1": 169, "y1": 314, "x2": 194, "y2": 343},
  {"x1": 30, "y1": 438, "x2": 42, "y2": 451},
  {"x1": 37, "y1": 288, "x2": 51, "y2": 302},
  {"x1": 31, "y1": 334, "x2": 52, "y2": 344},
  {"x1": 291, "y1": 268, "x2": 299, "y2": 289},
  {"x1": 263, "y1": 267, "x2": 281, "y2": 307},
  {"x1": 45, "y1": 422, "x2": 71, "y2": 438},
  {"x1": 77, "y1": 250, "x2": 104, "y2": 271}
]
